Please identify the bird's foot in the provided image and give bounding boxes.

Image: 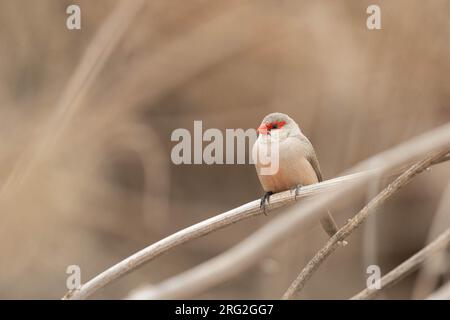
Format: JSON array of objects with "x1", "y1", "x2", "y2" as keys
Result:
[
  {"x1": 260, "y1": 191, "x2": 273, "y2": 216},
  {"x1": 291, "y1": 184, "x2": 303, "y2": 200}
]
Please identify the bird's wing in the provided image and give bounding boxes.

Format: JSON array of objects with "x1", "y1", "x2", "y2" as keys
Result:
[
  {"x1": 297, "y1": 135, "x2": 323, "y2": 182},
  {"x1": 294, "y1": 134, "x2": 339, "y2": 238},
  {"x1": 307, "y1": 151, "x2": 323, "y2": 182}
]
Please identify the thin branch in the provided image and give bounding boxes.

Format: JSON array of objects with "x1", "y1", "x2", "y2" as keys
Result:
[
  {"x1": 123, "y1": 125, "x2": 450, "y2": 300},
  {"x1": 426, "y1": 281, "x2": 450, "y2": 300},
  {"x1": 282, "y1": 149, "x2": 450, "y2": 299},
  {"x1": 351, "y1": 228, "x2": 450, "y2": 300},
  {"x1": 63, "y1": 124, "x2": 450, "y2": 300},
  {"x1": 61, "y1": 170, "x2": 375, "y2": 299}
]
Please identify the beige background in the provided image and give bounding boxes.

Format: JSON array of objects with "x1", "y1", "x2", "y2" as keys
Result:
[{"x1": 0, "y1": 0, "x2": 449, "y2": 299}]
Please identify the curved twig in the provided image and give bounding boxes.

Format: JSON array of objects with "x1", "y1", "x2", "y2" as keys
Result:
[
  {"x1": 62, "y1": 170, "x2": 373, "y2": 299},
  {"x1": 63, "y1": 123, "x2": 450, "y2": 300},
  {"x1": 282, "y1": 149, "x2": 450, "y2": 299},
  {"x1": 351, "y1": 228, "x2": 450, "y2": 300},
  {"x1": 122, "y1": 125, "x2": 450, "y2": 300}
]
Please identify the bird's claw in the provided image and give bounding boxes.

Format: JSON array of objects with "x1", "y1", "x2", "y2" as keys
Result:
[
  {"x1": 260, "y1": 191, "x2": 273, "y2": 216},
  {"x1": 292, "y1": 184, "x2": 303, "y2": 200}
]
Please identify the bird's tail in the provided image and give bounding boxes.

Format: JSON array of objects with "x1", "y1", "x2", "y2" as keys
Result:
[
  {"x1": 320, "y1": 210, "x2": 348, "y2": 246},
  {"x1": 320, "y1": 210, "x2": 339, "y2": 238}
]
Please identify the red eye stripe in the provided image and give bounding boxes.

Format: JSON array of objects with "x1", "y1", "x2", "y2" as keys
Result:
[
  {"x1": 270, "y1": 121, "x2": 286, "y2": 129},
  {"x1": 257, "y1": 121, "x2": 286, "y2": 134}
]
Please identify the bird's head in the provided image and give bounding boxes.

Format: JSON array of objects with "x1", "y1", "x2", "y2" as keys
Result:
[{"x1": 257, "y1": 112, "x2": 300, "y2": 138}]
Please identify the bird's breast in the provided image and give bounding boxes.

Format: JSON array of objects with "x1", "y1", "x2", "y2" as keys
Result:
[{"x1": 253, "y1": 136, "x2": 319, "y2": 192}]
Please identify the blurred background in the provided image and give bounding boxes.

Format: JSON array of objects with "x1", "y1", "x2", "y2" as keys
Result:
[{"x1": 0, "y1": 0, "x2": 449, "y2": 299}]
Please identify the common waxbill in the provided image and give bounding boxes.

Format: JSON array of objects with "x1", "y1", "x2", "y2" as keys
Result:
[{"x1": 252, "y1": 112, "x2": 341, "y2": 239}]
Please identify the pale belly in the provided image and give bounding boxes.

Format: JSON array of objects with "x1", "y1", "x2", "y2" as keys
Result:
[{"x1": 253, "y1": 138, "x2": 319, "y2": 193}]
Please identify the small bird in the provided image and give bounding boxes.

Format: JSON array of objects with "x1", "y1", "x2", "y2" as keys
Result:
[{"x1": 252, "y1": 112, "x2": 342, "y2": 240}]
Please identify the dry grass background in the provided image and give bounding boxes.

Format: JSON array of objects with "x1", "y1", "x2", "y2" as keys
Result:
[{"x1": 0, "y1": 0, "x2": 449, "y2": 299}]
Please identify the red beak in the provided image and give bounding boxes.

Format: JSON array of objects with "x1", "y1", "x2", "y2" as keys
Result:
[{"x1": 257, "y1": 124, "x2": 269, "y2": 135}]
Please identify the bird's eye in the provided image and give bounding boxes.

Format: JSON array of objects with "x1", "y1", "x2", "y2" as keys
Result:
[
  {"x1": 277, "y1": 121, "x2": 286, "y2": 129},
  {"x1": 272, "y1": 123, "x2": 278, "y2": 129}
]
